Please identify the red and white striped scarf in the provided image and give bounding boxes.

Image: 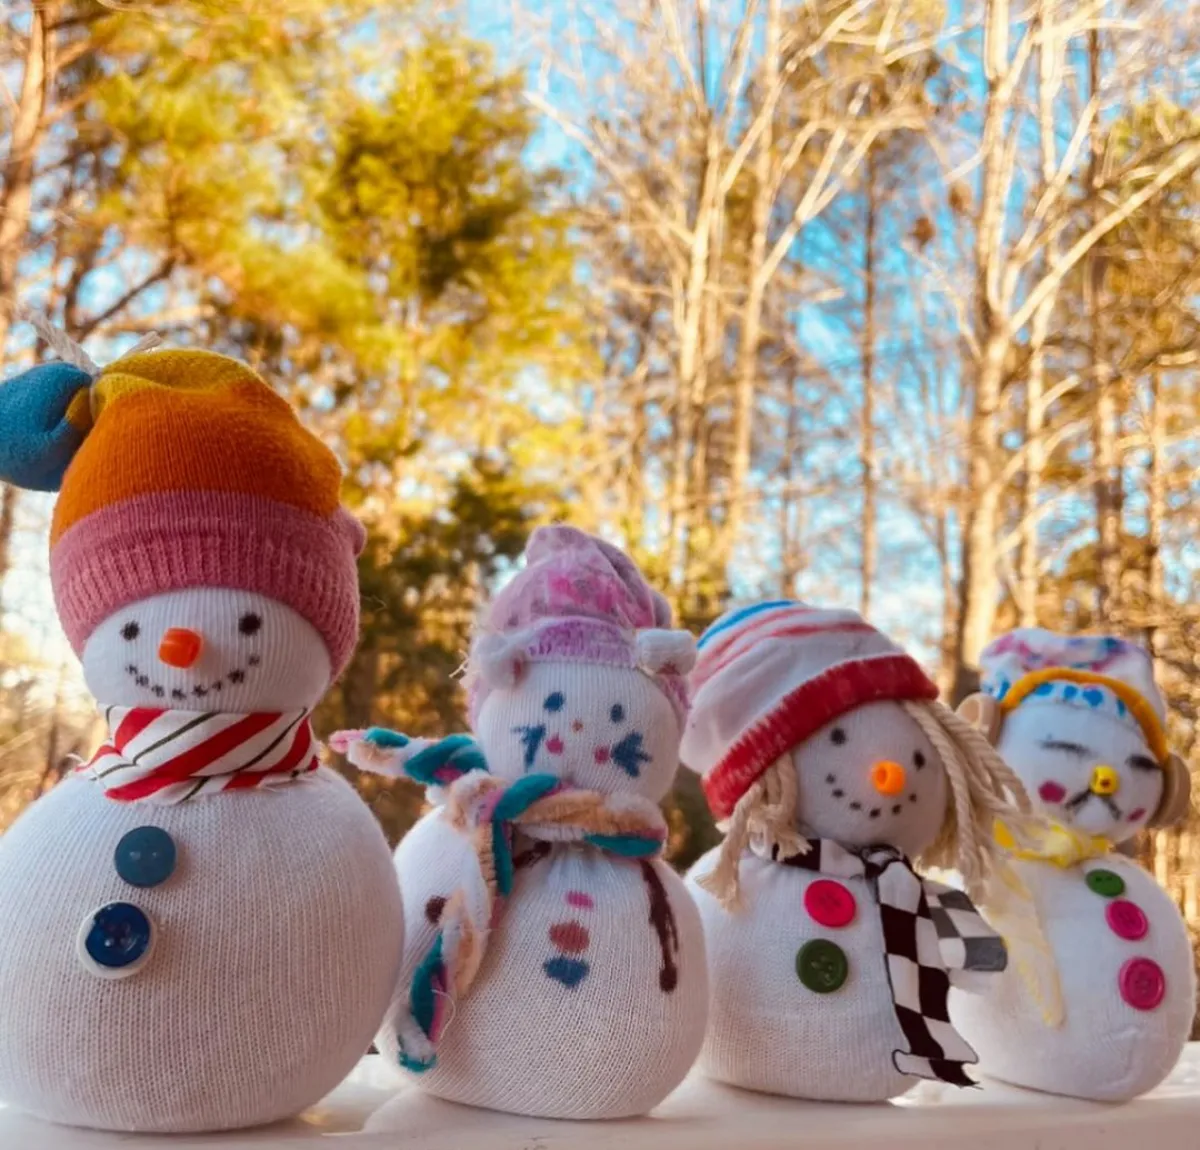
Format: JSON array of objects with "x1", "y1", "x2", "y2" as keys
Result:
[{"x1": 82, "y1": 706, "x2": 319, "y2": 803}]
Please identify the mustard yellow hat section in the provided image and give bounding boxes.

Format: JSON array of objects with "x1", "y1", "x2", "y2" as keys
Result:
[
  {"x1": 1001, "y1": 667, "x2": 1169, "y2": 766},
  {"x1": 50, "y1": 350, "x2": 343, "y2": 545}
]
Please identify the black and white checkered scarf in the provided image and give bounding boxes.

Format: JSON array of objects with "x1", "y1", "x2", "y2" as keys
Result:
[{"x1": 773, "y1": 839, "x2": 1007, "y2": 1087}]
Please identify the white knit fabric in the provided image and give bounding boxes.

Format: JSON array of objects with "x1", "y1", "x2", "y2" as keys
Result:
[
  {"x1": 952, "y1": 677, "x2": 1192, "y2": 1102},
  {"x1": 688, "y1": 699, "x2": 992, "y2": 1101},
  {"x1": 952, "y1": 855, "x2": 1194, "y2": 1101},
  {"x1": 380, "y1": 661, "x2": 708, "y2": 1119},
  {"x1": 0, "y1": 594, "x2": 404, "y2": 1132}
]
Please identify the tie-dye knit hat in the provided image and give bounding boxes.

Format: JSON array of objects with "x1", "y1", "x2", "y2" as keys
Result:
[
  {"x1": 467, "y1": 526, "x2": 695, "y2": 725},
  {"x1": 682, "y1": 601, "x2": 939, "y2": 820},
  {"x1": 0, "y1": 348, "x2": 365, "y2": 672},
  {"x1": 979, "y1": 628, "x2": 1169, "y2": 765}
]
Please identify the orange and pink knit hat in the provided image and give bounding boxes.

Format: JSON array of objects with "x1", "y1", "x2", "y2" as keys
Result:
[{"x1": 1, "y1": 348, "x2": 364, "y2": 673}]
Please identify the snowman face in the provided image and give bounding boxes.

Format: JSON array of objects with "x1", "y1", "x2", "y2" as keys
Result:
[
  {"x1": 791, "y1": 700, "x2": 948, "y2": 857},
  {"x1": 474, "y1": 662, "x2": 681, "y2": 800},
  {"x1": 81, "y1": 588, "x2": 332, "y2": 712},
  {"x1": 997, "y1": 704, "x2": 1162, "y2": 843}
]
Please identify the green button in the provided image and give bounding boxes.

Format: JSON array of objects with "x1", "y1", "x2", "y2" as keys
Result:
[
  {"x1": 796, "y1": 939, "x2": 849, "y2": 994},
  {"x1": 1086, "y1": 868, "x2": 1125, "y2": 898}
]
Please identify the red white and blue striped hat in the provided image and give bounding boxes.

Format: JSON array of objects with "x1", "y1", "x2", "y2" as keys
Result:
[{"x1": 681, "y1": 601, "x2": 939, "y2": 819}]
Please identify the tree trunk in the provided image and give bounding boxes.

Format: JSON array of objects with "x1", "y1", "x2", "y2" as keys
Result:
[
  {"x1": 1146, "y1": 369, "x2": 1166, "y2": 659},
  {"x1": 0, "y1": 2, "x2": 57, "y2": 352},
  {"x1": 723, "y1": 0, "x2": 780, "y2": 581},
  {"x1": 0, "y1": 482, "x2": 16, "y2": 597},
  {"x1": 860, "y1": 148, "x2": 879, "y2": 618},
  {"x1": 1087, "y1": 25, "x2": 1123, "y2": 623},
  {"x1": 953, "y1": 340, "x2": 1005, "y2": 703}
]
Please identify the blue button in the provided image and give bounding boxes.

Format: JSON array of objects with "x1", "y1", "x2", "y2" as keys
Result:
[
  {"x1": 114, "y1": 826, "x2": 176, "y2": 888},
  {"x1": 77, "y1": 902, "x2": 154, "y2": 977}
]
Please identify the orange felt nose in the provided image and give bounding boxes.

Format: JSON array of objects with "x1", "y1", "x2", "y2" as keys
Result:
[
  {"x1": 159, "y1": 628, "x2": 203, "y2": 669},
  {"x1": 870, "y1": 759, "x2": 907, "y2": 796}
]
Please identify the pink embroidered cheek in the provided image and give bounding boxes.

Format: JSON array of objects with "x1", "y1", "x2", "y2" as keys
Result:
[
  {"x1": 545, "y1": 734, "x2": 565, "y2": 755},
  {"x1": 1128, "y1": 807, "x2": 1147, "y2": 822},
  {"x1": 1038, "y1": 781, "x2": 1067, "y2": 804},
  {"x1": 594, "y1": 746, "x2": 611, "y2": 764}
]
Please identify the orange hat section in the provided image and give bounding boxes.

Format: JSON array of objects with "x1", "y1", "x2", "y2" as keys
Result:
[{"x1": 50, "y1": 350, "x2": 343, "y2": 545}]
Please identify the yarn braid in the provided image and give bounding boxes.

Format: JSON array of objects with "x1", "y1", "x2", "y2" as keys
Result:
[
  {"x1": 699, "y1": 755, "x2": 808, "y2": 908},
  {"x1": 903, "y1": 700, "x2": 1036, "y2": 904}
]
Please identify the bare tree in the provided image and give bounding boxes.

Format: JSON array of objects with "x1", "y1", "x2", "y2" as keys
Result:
[
  {"x1": 521, "y1": 0, "x2": 935, "y2": 613},
  {"x1": 948, "y1": 0, "x2": 1200, "y2": 699}
]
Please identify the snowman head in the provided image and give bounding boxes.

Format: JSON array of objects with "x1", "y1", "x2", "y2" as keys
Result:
[
  {"x1": 81, "y1": 589, "x2": 332, "y2": 712},
  {"x1": 682, "y1": 602, "x2": 1033, "y2": 906},
  {"x1": 961, "y1": 629, "x2": 1191, "y2": 844},
  {"x1": 467, "y1": 527, "x2": 694, "y2": 800},
  {"x1": 0, "y1": 346, "x2": 365, "y2": 711}
]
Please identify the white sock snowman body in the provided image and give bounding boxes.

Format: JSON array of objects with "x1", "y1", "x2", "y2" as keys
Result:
[
  {"x1": 0, "y1": 350, "x2": 403, "y2": 1132},
  {"x1": 373, "y1": 664, "x2": 708, "y2": 1120},
  {"x1": 681, "y1": 603, "x2": 1025, "y2": 1102},
  {"x1": 0, "y1": 590, "x2": 404, "y2": 1132},
  {"x1": 951, "y1": 630, "x2": 1195, "y2": 1102},
  {"x1": 350, "y1": 528, "x2": 708, "y2": 1119}
]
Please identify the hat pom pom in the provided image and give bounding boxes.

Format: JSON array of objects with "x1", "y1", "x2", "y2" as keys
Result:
[
  {"x1": 0, "y1": 362, "x2": 94, "y2": 491},
  {"x1": 472, "y1": 632, "x2": 530, "y2": 689},
  {"x1": 636, "y1": 628, "x2": 697, "y2": 676}
]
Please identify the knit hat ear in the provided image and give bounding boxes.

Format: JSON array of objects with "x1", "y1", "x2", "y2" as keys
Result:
[
  {"x1": 635, "y1": 629, "x2": 697, "y2": 676},
  {"x1": 1151, "y1": 753, "x2": 1192, "y2": 828},
  {"x1": 472, "y1": 632, "x2": 531, "y2": 689},
  {"x1": 956, "y1": 692, "x2": 1003, "y2": 745},
  {"x1": 0, "y1": 362, "x2": 95, "y2": 491}
]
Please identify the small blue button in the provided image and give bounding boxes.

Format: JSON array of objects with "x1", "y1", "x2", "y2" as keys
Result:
[
  {"x1": 114, "y1": 826, "x2": 176, "y2": 888},
  {"x1": 78, "y1": 902, "x2": 154, "y2": 977}
]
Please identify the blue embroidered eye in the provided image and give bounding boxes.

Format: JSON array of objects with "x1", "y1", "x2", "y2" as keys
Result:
[
  {"x1": 610, "y1": 704, "x2": 625, "y2": 723},
  {"x1": 544, "y1": 692, "x2": 565, "y2": 712}
]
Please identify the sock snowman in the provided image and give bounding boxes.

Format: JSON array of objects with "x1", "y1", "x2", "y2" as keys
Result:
[
  {"x1": 951, "y1": 628, "x2": 1194, "y2": 1102},
  {"x1": 682, "y1": 602, "x2": 1033, "y2": 1102},
  {"x1": 336, "y1": 526, "x2": 708, "y2": 1119},
  {"x1": 0, "y1": 344, "x2": 404, "y2": 1132}
]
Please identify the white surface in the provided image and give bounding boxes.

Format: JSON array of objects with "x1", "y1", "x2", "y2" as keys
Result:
[{"x1": 4, "y1": 1045, "x2": 1200, "y2": 1148}]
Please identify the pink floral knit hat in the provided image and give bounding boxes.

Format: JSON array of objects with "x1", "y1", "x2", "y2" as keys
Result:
[{"x1": 466, "y1": 526, "x2": 695, "y2": 725}]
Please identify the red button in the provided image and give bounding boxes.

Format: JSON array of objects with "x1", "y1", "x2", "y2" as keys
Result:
[
  {"x1": 804, "y1": 879, "x2": 856, "y2": 928},
  {"x1": 1119, "y1": 957, "x2": 1166, "y2": 1011},
  {"x1": 1106, "y1": 899, "x2": 1149, "y2": 941}
]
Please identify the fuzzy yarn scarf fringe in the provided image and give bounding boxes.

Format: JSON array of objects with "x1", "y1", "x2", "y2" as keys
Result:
[{"x1": 332, "y1": 728, "x2": 668, "y2": 1072}]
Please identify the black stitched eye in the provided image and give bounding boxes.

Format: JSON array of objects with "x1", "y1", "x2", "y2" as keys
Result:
[
  {"x1": 831, "y1": 728, "x2": 847, "y2": 745},
  {"x1": 121, "y1": 621, "x2": 140, "y2": 642},
  {"x1": 544, "y1": 692, "x2": 565, "y2": 712},
  {"x1": 914, "y1": 750, "x2": 926, "y2": 769},
  {"x1": 238, "y1": 613, "x2": 262, "y2": 636},
  {"x1": 610, "y1": 704, "x2": 625, "y2": 723}
]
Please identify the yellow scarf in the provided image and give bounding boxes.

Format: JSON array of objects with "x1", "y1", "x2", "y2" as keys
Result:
[
  {"x1": 994, "y1": 819, "x2": 1112, "y2": 868},
  {"x1": 987, "y1": 818, "x2": 1114, "y2": 1028}
]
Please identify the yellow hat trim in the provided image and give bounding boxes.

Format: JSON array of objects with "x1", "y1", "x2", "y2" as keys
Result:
[{"x1": 1001, "y1": 667, "x2": 1169, "y2": 766}]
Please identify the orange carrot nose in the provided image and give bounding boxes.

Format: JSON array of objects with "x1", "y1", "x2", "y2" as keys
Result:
[
  {"x1": 870, "y1": 759, "x2": 907, "y2": 796},
  {"x1": 159, "y1": 628, "x2": 204, "y2": 669}
]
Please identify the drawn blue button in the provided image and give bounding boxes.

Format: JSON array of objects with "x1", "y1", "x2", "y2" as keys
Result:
[
  {"x1": 114, "y1": 826, "x2": 176, "y2": 888},
  {"x1": 77, "y1": 902, "x2": 154, "y2": 978}
]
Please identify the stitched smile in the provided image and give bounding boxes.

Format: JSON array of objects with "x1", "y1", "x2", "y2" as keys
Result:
[
  {"x1": 1064, "y1": 788, "x2": 1122, "y2": 820},
  {"x1": 125, "y1": 654, "x2": 261, "y2": 701},
  {"x1": 826, "y1": 773, "x2": 913, "y2": 819}
]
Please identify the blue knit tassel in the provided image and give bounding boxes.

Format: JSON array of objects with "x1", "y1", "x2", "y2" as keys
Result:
[{"x1": 0, "y1": 363, "x2": 94, "y2": 491}]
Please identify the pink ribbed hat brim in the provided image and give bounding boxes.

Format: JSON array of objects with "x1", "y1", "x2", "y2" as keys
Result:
[{"x1": 51, "y1": 491, "x2": 362, "y2": 673}]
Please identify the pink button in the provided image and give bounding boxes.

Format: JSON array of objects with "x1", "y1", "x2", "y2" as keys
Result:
[
  {"x1": 1106, "y1": 899, "x2": 1149, "y2": 941},
  {"x1": 1119, "y1": 957, "x2": 1166, "y2": 1011},
  {"x1": 804, "y1": 879, "x2": 856, "y2": 928}
]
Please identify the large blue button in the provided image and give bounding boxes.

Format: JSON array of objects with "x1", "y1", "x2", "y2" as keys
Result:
[
  {"x1": 114, "y1": 826, "x2": 176, "y2": 888},
  {"x1": 77, "y1": 902, "x2": 154, "y2": 977}
]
